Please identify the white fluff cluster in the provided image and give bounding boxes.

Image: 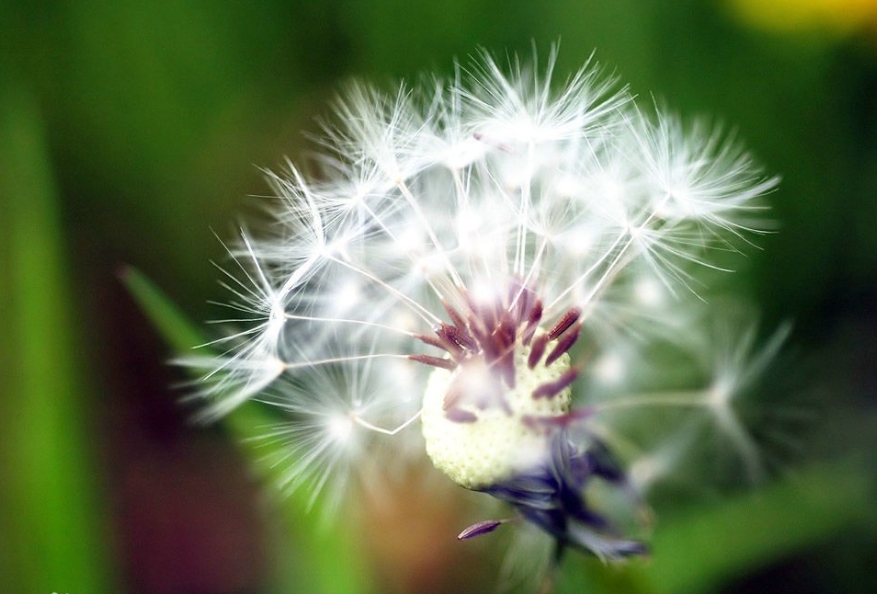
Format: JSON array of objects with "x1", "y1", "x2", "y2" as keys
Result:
[{"x1": 185, "y1": 49, "x2": 781, "y2": 518}]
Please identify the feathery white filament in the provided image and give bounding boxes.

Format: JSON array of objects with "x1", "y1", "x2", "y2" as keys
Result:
[{"x1": 186, "y1": 48, "x2": 781, "y2": 512}]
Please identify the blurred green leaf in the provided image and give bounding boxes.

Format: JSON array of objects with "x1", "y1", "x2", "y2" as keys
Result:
[
  {"x1": 122, "y1": 266, "x2": 371, "y2": 594},
  {"x1": 120, "y1": 266, "x2": 208, "y2": 354},
  {"x1": 558, "y1": 463, "x2": 872, "y2": 594},
  {"x1": 0, "y1": 84, "x2": 115, "y2": 594},
  {"x1": 645, "y1": 464, "x2": 872, "y2": 594}
]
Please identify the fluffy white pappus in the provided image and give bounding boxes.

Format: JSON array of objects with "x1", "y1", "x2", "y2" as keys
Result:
[
  {"x1": 252, "y1": 353, "x2": 424, "y2": 519},
  {"x1": 584, "y1": 306, "x2": 793, "y2": 492},
  {"x1": 184, "y1": 48, "x2": 784, "y2": 532}
]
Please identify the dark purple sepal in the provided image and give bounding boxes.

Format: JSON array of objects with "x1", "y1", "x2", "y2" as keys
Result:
[
  {"x1": 567, "y1": 523, "x2": 650, "y2": 560},
  {"x1": 479, "y1": 426, "x2": 648, "y2": 560}
]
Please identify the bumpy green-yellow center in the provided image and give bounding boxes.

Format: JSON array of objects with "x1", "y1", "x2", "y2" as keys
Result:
[{"x1": 421, "y1": 345, "x2": 572, "y2": 490}]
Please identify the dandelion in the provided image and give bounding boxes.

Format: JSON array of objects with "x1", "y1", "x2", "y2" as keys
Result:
[{"x1": 183, "y1": 47, "x2": 782, "y2": 577}]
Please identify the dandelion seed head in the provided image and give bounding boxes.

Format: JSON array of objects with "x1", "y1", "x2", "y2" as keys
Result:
[{"x1": 185, "y1": 46, "x2": 786, "y2": 564}]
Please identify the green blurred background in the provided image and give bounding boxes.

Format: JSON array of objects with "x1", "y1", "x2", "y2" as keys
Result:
[{"x1": 2, "y1": 0, "x2": 876, "y2": 593}]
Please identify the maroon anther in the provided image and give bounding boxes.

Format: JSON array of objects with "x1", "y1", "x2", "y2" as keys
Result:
[
  {"x1": 532, "y1": 368, "x2": 579, "y2": 399},
  {"x1": 522, "y1": 298, "x2": 543, "y2": 346},
  {"x1": 458, "y1": 519, "x2": 506, "y2": 540},
  {"x1": 408, "y1": 354, "x2": 456, "y2": 370},
  {"x1": 495, "y1": 315, "x2": 517, "y2": 350},
  {"x1": 451, "y1": 324, "x2": 479, "y2": 352},
  {"x1": 508, "y1": 281, "x2": 529, "y2": 319},
  {"x1": 527, "y1": 333, "x2": 549, "y2": 369},
  {"x1": 412, "y1": 279, "x2": 577, "y2": 412},
  {"x1": 417, "y1": 333, "x2": 453, "y2": 353},
  {"x1": 545, "y1": 325, "x2": 581, "y2": 366},
  {"x1": 521, "y1": 407, "x2": 591, "y2": 429},
  {"x1": 445, "y1": 408, "x2": 478, "y2": 423},
  {"x1": 464, "y1": 293, "x2": 495, "y2": 335},
  {"x1": 529, "y1": 299, "x2": 544, "y2": 325},
  {"x1": 442, "y1": 300, "x2": 468, "y2": 331},
  {"x1": 436, "y1": 324, "x2": 465, "y2": 355},
  {"x1": 548, "y1": 307, "x2": 582, "y2": 340},
  {"x1": 497, "y1": 350, "x2": 516, "y2": 388}
]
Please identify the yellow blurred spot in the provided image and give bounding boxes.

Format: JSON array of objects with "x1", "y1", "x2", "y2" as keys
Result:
[{"x1": 730, "y1": 0, "x2": 877, "y2": 35}]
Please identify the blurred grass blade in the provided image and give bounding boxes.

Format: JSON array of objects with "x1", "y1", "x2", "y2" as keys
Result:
[
  {"x1": 120, "y1": 266, "x2": 208, "y2": 352},
  {"x1": 0, "y1": 84, "x2": 115, "y2": 594},
  {"x1": 122, "y1": 267, "x2": 370, "y2": 594},
  {"x1": 645, "y1": 464, "x2": 872, "y2": 594},
  {"x1": 561, "y1": 463, "x2": 872, "y2": 594}
]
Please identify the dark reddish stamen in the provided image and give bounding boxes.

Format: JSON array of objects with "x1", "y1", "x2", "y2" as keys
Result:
[
  {"x1": 442, "y1": 301, "x2": 478, "y2": 350},
  {"x1": 412, "y1": 279, "x2": 586, "y2": 422},
  {"x1": 458, "y1": 519, "x2": 507, "y2": 540},
  {"x1": 546, "y1": 324, "x2": 581, "y2": 366},
  {"x1": 415, "y1": 333, "x2": 443, "y2": 349},
  {"x1": 408, "y1": 354, "x2": 456, "y2": 370},
  {"x1": 442, "y1": 300, "x2": 467, "y2": 330},
  {"x1": 532, "y1": 368, "x2": 579, "y2": 399},
  {"x1": 522, "y1": 298, "x2": 543, "y2": 346},
  {"x1": 528, "y1": 333, "x2": 549, "y2": 369},
  {"x1": 548, "y1": 307, "x2": 582, "y2": 341},
  {"x1": 521, "y1": 407, "x2": 592, "y2": 430},
  {"x1": 446, "y1": 409, "x2": 478, "y2": 423},
  {"x1": 447, "y1": 323, "x2": 478, "y2": 352},
  {"x1": 494, "y1": 315, "x2": 516, "y2": 350},
  {"x1": 467, "y1": 319, "x2": 491, "y2": 354},
  {"x1": 498, "y1": 351, "x2": 516, "y2": 388},
  {"x1": 508, "y1": 281, "x2": 527, "y2": 319},
  {"x1": 465, "y1": 293, "x2": 496, "y2": 337},
  {"x1": 493, "y1": 315, "x2": 517, "y2": 387},
  {"x1": 529, "y1": 299, "x2": 544, "y2": 325},
  {"x1": 417, "y1": 332, "x2": 456, "y2": 354},
  {"x1": 436, "y1": 324, "x2": 466, "y2": 355}
]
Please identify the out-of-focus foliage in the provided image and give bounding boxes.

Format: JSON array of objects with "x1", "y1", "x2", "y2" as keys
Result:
[
  {"x1": 2, "y1": 0, "x2": 876, "y2": 592},
  {"x1": 122, "y1": 268, "x2": 371, "y2": 594},
  {"x1": 0, "y1": 85, "x2": 115, "y2": 594}
]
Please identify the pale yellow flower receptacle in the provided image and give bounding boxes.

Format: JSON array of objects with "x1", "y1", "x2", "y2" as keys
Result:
[{"x1": 421, "y1": 347, "x2": 572, "y2": 490}]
